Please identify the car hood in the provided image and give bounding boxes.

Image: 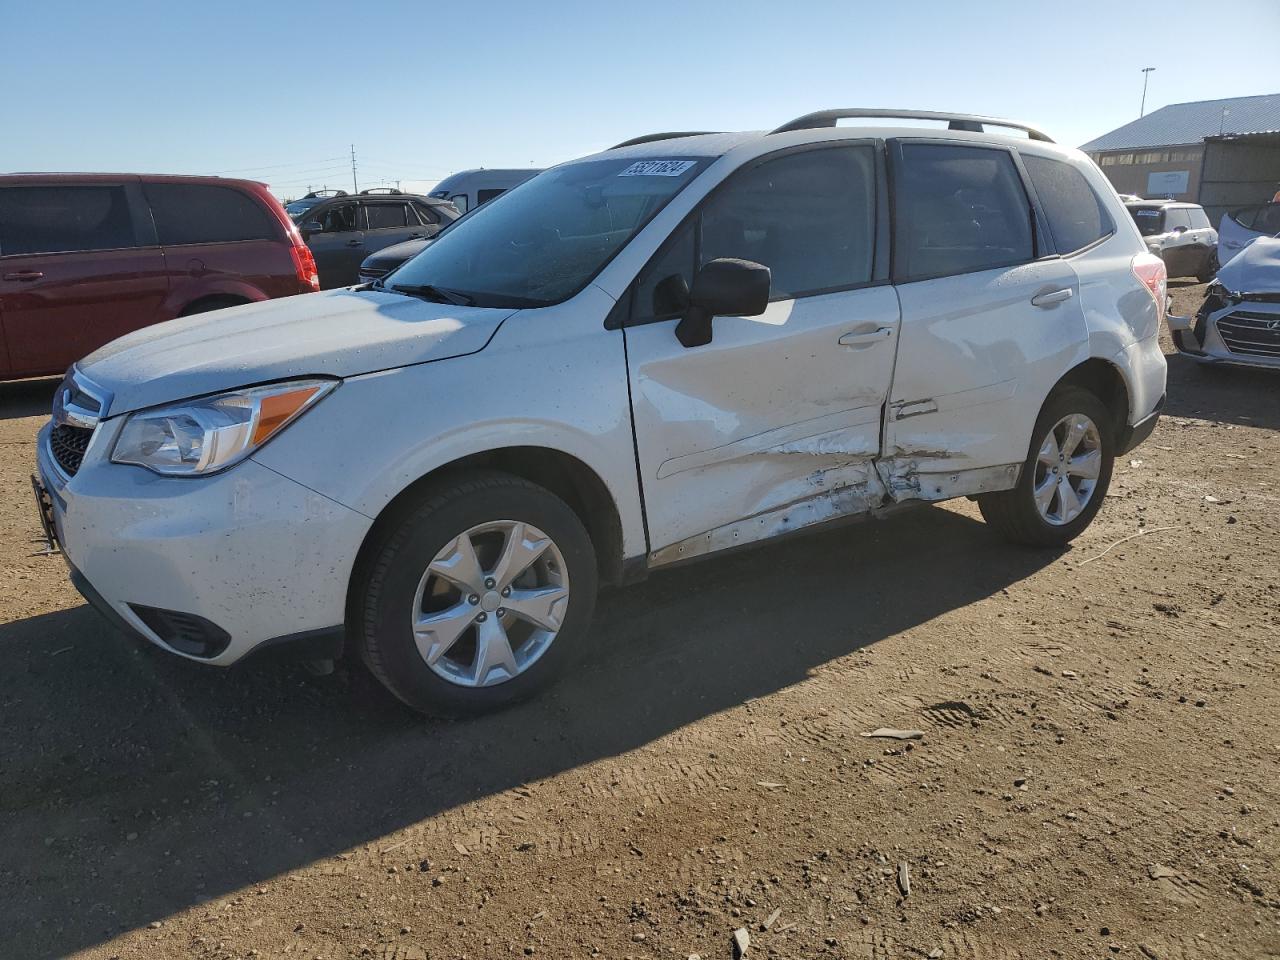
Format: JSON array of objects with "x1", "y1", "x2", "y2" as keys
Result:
[
  {"x1": 1217, "y1": 236, "x2": 1280, "y2": 294},
  {"x1": 365, "y1": 237, "x2": 433, "y2": 269},
  {"x1": 79, "y1": 288, "x2": 516, "y2": 416}
]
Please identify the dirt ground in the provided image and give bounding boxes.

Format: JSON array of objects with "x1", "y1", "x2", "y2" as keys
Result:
[{"x1": 1, "y1": 280, "x2": 1277, "y2": 960}]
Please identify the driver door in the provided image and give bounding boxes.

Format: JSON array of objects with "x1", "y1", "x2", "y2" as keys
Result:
[
  {"x1": 622, "y1": 143, "x2": 900, "y2": 563},
  {"x1": 304, "y1": 201, "x2": 364, "y2": 287}
]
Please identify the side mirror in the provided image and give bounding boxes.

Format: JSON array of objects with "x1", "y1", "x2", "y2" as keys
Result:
[
  {"x1": 302, "y1": 220, "x2": 324, "y2": 236},
  {"x1": 675, "y1": 258, "x2": 771, "y2": 348}
]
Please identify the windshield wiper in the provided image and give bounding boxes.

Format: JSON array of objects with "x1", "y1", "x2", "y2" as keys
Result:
[{"x1": 387, "y1": 282, "x2": 473, "y2": 306}]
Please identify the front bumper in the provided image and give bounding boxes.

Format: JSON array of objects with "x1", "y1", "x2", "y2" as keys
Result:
[
  {"x1": 38, "y1": 422, "x2": 371, "y2": 666},
  {"x1": 1169, "y1": 299, "x2": 1280, "y2": 370}
]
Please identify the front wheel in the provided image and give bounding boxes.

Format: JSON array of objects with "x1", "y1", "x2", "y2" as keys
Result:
[
  {"x1": 356, "y1": 472, "x2": 598, "y2": 717},
  {"x1": 978, "y1": 386, "x2": 1115, "y2": 547}
]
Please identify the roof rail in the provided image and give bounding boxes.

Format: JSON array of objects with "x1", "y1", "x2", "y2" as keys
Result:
[
  {"x1": 770, "y1": 109, "x2": 1054, "y2": 143},
  {"x1": 610, "y1": 131, "x2": 719, "y2": 150}
]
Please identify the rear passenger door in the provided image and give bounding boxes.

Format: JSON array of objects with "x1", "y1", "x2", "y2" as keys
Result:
[
  {"x1": 364, "y1": 200, "x2": 423, "y2": 254},
  {"x1": 0, "y1": 181, "x2": 167, "y2": 377},
  {"x1": 624, "y1": 142, "x2": 900, "y2": 560},
  {"x1": 1160, "y1": 207, "x2": 1195, "y2": 276},
  {"x1": 144, "y1": 182, "x2": 287, "y2": 305},
  {"x1": 882, "y1": 141, "x2": 1088, "y2": 500}
]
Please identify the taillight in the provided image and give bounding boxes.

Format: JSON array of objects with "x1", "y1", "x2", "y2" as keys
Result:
[
  {"x1": 290, "y1": 234, "x2": 320, "y2": 292},
  {"x1": 1132, "y1": 252, "x2": 1167, "y2": 325}
]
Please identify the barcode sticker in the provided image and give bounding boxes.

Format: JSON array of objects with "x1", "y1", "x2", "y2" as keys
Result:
[{"x1": 618, "y1": 159, "x2": 697, "y2": 177}]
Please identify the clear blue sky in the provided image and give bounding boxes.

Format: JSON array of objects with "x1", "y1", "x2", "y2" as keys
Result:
[{"x1": 4, "y1": 0, "x2": 1278, "y2": 199}]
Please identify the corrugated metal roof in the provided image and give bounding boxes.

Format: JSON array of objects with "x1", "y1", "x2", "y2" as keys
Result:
[{"x1": 1081, "y1": 94, "x2": 1280, "y2": 152}]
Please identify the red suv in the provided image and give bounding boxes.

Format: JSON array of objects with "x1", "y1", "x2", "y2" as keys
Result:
[{"x1": 0, "y1": 174, "x2": 319, "y2": 380}]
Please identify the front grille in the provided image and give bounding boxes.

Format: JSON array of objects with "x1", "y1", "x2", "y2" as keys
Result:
[
  {"x1": 50, "y1": 424, "x2": 93, "y2": 476},
  {"x1": 359, "y1": 267, "x2": 389, "y2": 281},
  {"x1": 1216, "y1": 310, "x2": 1280, "y2": 358}
]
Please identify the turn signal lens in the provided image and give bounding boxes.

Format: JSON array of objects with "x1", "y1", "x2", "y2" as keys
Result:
[{"x1": 1132, "y1": 253, "x2": 1168, "y2": 326}]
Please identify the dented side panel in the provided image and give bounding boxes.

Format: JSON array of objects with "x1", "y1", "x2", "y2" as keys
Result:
[
  {"x1": 626, "y1": 285, "x2": 901, "y2": 553},
  {"x1": 883, "y1": 259, "x2": 1090, "y2": 494}
]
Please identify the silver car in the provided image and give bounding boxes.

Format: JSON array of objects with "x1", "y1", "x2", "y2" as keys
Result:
[{"x1": 1169, "y1": 236, "x2": 1280, "y2": 370}]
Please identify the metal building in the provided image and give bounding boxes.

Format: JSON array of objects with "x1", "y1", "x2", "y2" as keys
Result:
[{"x1": 1081, "y1": 94, "x2": 1280, "y2": 221}]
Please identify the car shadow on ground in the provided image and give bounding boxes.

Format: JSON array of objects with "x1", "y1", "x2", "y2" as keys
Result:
[
  {"x1": 0, "y1": 376, "x2": 58, "y2": 421},
  {"x1": 1163, "y1": 348, "x2": 1280, "y2": 431},
  {"x1": 0, "y1": 506, "x2": 1058, "y2": 959}
]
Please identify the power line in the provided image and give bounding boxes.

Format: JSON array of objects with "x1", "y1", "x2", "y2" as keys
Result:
[{"x1": 211, "y1": 156, "x2": 348, "y2": 175}]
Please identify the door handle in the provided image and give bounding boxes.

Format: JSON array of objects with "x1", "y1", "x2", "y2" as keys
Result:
[
  {"x1": 345, "y1": 239, "x2": 364, "y2": 247},
  {"x1": 1031, "y1": 287, "x2": 1073, "y2": 308},
  {"x1": 3, "y1": 270, "x2": 44, "y2": 282},
  {"x1": 838, "y1": 326, "x2": 893, "y2": 347}
]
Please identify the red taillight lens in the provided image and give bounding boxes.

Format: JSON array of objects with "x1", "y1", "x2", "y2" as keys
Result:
[
  {"x1": 290, "y1": 237, "x2": 320, "y2": 292},
  {"x1": 1132, "y1": 252, "x2": 1167, "y2": 325}
]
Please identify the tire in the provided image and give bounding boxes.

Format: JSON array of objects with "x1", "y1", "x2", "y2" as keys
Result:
[
  {"x1": 978, "y1": 386, "x2": 1115, "y2": 547},
  {"x1": 356, "y1": 471, "x2": 598, "y2": 717},
  {"x1": 1196, "y1": 252, "x2": 1219, "y2": 283},
  {"x1": 178, "y1": 296, "x2": 248, "y2": 317}
]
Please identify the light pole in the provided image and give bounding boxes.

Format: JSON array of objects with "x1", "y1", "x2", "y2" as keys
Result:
[{"x1": 1140, "y1": 67, "x2": 1155, "y2": 118}]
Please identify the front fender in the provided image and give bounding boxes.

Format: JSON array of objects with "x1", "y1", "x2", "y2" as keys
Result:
[{"x1": 253, "y1": 292, "x2": 647, "y2": 558}]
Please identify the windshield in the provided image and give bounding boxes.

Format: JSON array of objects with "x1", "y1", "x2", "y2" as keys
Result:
[
  {"x1": 387, "y1": 156, "x2": 709, "y2": 307},
  {"x1": 285, "y1": 197, "x2": 324, "y2": 219},
  {"x1": 1128, "y1": 207, "x2": 1165, "y2": 236}
]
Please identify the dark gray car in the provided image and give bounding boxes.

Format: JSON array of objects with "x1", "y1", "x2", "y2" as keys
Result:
[{"x1": 297, "y1": 194, "x2": 458, "y2": 288}]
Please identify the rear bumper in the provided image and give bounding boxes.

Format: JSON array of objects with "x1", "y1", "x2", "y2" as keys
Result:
[{"x1": 1117, "y1": 394, "x2": 1164, "y2": 455}]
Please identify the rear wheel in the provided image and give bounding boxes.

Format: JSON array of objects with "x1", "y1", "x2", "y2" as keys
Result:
[
  {"x1": 1196, "y1": 251, "x2": 1219, "y2": 283},
  {"x1": 978, "y1": 386, "x2": 1115, "y2": 547},
  {"x1": 356, "y1": 472, "x2": 598, "y2": 717}
]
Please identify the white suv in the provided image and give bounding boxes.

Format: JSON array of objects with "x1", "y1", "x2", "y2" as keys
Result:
[{"x1": 34, "y1": 110, "x2": 1168, "y2": 716}]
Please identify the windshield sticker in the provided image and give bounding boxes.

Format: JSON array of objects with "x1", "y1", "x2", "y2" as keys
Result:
[
  {"x1": 618, "y1": 159, "x2": 697, "y2": 177},
  {"x1": 1134, "y1": 210, "x2": 1161, "y2": 217}
]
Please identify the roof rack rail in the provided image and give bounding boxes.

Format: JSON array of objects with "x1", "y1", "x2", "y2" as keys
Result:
[
  {"x1": 610, "y1": 131, "x2": 719, "y2": 150},
  {"x1": 770, "y1": 109, "x2": 1054, "y2": 143}
]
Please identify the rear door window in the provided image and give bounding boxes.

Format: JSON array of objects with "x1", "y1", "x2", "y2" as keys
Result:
[
  {"x1": 145, "y1": 183, "x2": 276, "y2": 245},
  {"x1": 893, "y1": 143, "x2": 1034, "y2": 280},
  {"x1": 1187, "y1": 207, "x2": 1211, "y2": 229},
  {"x1": 1256, "y1": 204, "x2": 1280, "y2": 234},
  {"x1": 1165, "y1": 208, "x2": 1192, "y2": 231},
  {"x1": 1129, "y1": 208, "x2": 1165, "y2": 236},
  {"x1": 412, "y1": 202, "x2": 440, "y2": 224},
  {"x1": 1022, "y1": 155, "x2": 1113, "y2": 254},
  {"x1": 365, "y1": 202, "x2": 411, "y2": 230},
  {"x1": 0, "y1": 185, "x2": 137, "y2": 256}
]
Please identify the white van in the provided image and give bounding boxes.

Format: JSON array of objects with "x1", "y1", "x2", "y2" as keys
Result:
[{"x1": 429, "y1": 168, "x2": 541, "y2": 214}]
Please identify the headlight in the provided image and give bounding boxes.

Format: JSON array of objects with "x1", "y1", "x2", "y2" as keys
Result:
[{"x1": 111, "y1": 379, "x2": 336, "y2": 476}]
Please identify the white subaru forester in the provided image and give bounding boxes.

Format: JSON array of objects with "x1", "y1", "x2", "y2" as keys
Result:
[{"x1": 35, "y1": 110, "x2": 1168, "y2": 716}]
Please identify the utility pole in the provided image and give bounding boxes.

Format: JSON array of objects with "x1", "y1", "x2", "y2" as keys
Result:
[
  {"x1": 350, "y1": 144, "x2": 358, "y2": 194},
  {"x1": 1139, "y1": 67, "x2": 1155, "y2": 117}
]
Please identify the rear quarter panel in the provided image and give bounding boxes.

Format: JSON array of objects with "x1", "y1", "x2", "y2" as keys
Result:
[{"x1": 160, "y1": 239, "x2": 299, "y2": 315}]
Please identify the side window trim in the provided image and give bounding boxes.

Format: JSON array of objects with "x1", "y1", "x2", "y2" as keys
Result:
[
  {"x1": 887, "y1": 138, "x2": 1043, "y2": 285},
  {"x1": 613, "y1": 138, "x2": 889, "y2": 330}
]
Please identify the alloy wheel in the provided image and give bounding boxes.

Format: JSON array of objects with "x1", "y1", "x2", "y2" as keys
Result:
[
  {"x1": 1032, "y1": 413, "x2": 1103, "y2": 526},
  {"x1": 411, "y1": 520, "x2": 570, "y2": 687}
]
